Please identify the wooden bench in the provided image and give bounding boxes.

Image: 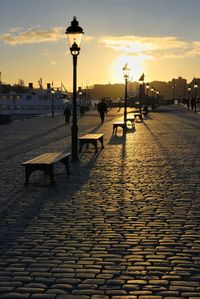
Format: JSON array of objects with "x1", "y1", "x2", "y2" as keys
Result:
[
  {"x1": 126, "y1": 117, "x2": 135, "y2": 127},
  {"x1": 22, "y1": 152, "x2": 71, "y2": 185},
  {"x1": 79, "y1": 134, "x2": 104, "y2": 153},
  {"x1": 134, "y1": 113, "x2": 143, "y2": 121},
  {"x1": 112, "y1": 122, "x2": 126, "y2": 134}
]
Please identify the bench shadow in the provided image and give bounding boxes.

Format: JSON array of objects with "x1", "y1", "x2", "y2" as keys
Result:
[
  {"x1": 0, "y1": 150, "x2": 100, "y2": 256},
  {"x1": 109, "y1": 126, "x2": 135, "y2": 143}
]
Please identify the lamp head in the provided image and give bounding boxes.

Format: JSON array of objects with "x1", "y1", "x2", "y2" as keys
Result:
[
  {"x1": 65, "y1": 17, "x2": 84, "y2": 56},
  {"x1": 122, "y1": 63, "x2": 130, "y2": 79}
]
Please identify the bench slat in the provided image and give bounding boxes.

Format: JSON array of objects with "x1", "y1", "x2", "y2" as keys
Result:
[
  {"x1": 22, "y1": 152, "x2": 70, "y2": 165},
  {"x1": 79, "y1": 134, "x2": 104, "y2": 140},
  {"x1": 78, "y1": 133, "x2": 104, "y2": 153}
]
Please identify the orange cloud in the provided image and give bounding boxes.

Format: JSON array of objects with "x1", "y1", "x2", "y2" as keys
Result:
[
  {"x1": 98, "y1": 35, "x2": 197, "y2": 59},
  {"x1": 0, "y1": 27, "x2": 64, "y2": 45}
]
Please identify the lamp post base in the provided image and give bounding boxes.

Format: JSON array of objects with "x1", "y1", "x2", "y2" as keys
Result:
[{"x1": 71, "y1": 123, "x2": 78, "y2": 161}]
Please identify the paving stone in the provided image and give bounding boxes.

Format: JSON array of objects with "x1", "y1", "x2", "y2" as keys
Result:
[
  {"x1": 1, "y1": 106, "x2": 200, "y2": 298},
  {"x1": 30, "y1": 295, "x2": 56, "y2": 299},
  {"x1": 0, "y1": 293, "x2": 30, "y2": 298}
]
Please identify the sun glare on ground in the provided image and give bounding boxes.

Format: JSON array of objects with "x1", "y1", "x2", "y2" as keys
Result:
[{"x1": 111, "y1": 56, "x2": 145, "y2": 83}]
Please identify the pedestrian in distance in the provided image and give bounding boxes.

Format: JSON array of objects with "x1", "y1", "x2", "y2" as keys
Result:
[
  {"x1": 80, "y1": 104, "x2": 85, "y2": 116},
  {"x1": 63, "y1": 105, "x2": 71, "y2": 124},
  {"x1": 98, "y1": 99, "x2": 107, "y2": 124}
]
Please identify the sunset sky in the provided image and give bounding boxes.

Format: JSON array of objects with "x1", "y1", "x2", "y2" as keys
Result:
[{"x1": 1, "y1": 0, "x2": 200, "y2": 91}]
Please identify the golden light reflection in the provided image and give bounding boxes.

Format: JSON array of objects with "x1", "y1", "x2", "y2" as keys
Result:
[{"x1": 111, "y1": 55, "x2": 145, "y2": 83}]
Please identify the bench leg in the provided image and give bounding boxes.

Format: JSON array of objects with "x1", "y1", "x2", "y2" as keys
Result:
[
  {"x1": 44, "y1": 165, "x2": 54, "y2": 185},
  {"x1": 99, "y1": 136, "x2": 104, "y2": 149},
  {"x1": 79, "y1": 140, "x2": 90, "y2": 153},
  {"x1": 79, "y1": 140, "x2": 84, "y2": 153},
  {"x1": 61, "y1": 157, "x2": 70, "y2": 174},
  {"x1": 24, "y1": 164, "x2": 55, "y2": 186},
  {"x1": 113, "y1": 125, "x2": 117, "y2": 134},
  {"x1": 24, "y1": 166, "x2": 32, "y2": 185},
  {"x1": 89, "y1": 140, "x2": 98, "y2": 153}
]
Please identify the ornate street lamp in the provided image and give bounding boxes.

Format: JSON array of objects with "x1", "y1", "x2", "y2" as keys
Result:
[
  {"x1": 122, "y1": 63, "x2": 130, "y2": 125},
  {"x1": 65, "y1": 16, "x2": 84, "y2": 161}
]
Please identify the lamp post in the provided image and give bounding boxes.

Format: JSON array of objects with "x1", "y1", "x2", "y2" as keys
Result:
[
  {"x1": 194, "y1": 81, "x2": 198, "y2": 113},
  {"x1": 146, "y1": 83, "x2": 149, "y2": 97},
  {"x1": 156, "y1": 90, "x2": 159, "y2": 100},
  {"x1": 146, "y1": 83, "x2": 149, "y2": 109},
  {"x1": 51, "y1": 88, "x2": 55, "y2": 117},
  {"x1": 65, "y1": 17, "x2": 84, "y2": 161},
  {"x1": 172, "y1": 79, "x2": 176, "y2": 102},
  {"x1": 188, "y1": 85, "x2": 191, "y2": 110},
  {"x1": 151, "y1": 87, "x2": 154, "y2": 98},
  {"x1": 122, "y1": 63, "x2": 130, "y2": 124},
  {"x1": 139, "y1": 75, "x2": 144, "y2": 113}
]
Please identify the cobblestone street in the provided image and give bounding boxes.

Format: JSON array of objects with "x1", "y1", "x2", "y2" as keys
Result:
[{"x1": 0, "y1": 105, "x2": 200, "y2": 299}]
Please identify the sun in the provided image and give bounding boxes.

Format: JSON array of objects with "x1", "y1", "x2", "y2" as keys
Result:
[{"x1": 111, "y1": 55, "x2": 145, "y2": 83}]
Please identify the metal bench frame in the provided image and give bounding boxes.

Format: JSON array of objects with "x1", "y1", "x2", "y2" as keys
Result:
[
  {"x1": 112, "y1": 122, "x2": 126, "y2": 134},
  {"x1": 79, "y1": 134, "x2": 104, "y2": 153},
  {"x1": 22, "y1": 152, "x2": 71, "y2": 185}
]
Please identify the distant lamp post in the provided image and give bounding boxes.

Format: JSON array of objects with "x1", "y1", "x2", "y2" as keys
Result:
[
  {"x1": 151, "y1": 87, "x2": 154, "y2": 98},
  {"x1": 139, "y1": 74, "x2": 144, "y2": 113},
  {"x1": 146, "y1": 83, "x2": 149, "y2": 97},
  {"x1": 194, "y1": 82, "x2": 198, "y2": 113},
  {"x1": 146, "y1": 83, "x2": 149, "y2": 109},
  {"x1": 172, "y1": 79, "x2": 176, "y2": 101},
  {"x1": 65, "y1": 16, "x2": 84, "y2": 161},
  {"x1": 156, "y1": 90, "x2": 159, "y2": 100},
  {"x1": 122, "y1": 63, "x2": 130, "y2": 124},
  {"x1": 188, "y1": 85, "x2": 191, "y2": 109},
  {"x1": 51, "y1": 88, "x2": 55, "y2": 117}
]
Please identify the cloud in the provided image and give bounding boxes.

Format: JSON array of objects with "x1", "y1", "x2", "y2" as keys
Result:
[
  {"x1": 50, "y1": 60, "x2": 57, "y2": 66},
  {"x1": 98, "y1": 35, "x2": 200, "y2": 60},
  {"x1": 0, "y1": 27, "x2": 64, "y2": 45},
  {"x1": 0, "y1": 26, "x2": 94, "y2": 46},
  {"x1": 187, "y1": 41, "x2": 200, "y2": 57}
]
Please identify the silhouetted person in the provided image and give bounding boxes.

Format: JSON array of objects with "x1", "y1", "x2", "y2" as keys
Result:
[
  {"x1": 64, "y1": 105, "x2": 71, "y2": 123},
  {"x1": 98, "y1": 99, "x2": 107, "y2": 123},
  {"x1": 80, "y1": 105, "x2": 85, "y2": 116}
]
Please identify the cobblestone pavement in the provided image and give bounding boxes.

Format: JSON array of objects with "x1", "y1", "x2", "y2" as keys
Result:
[{"x1": 0, "y1": 105, "x2": 200, "y2": 299}]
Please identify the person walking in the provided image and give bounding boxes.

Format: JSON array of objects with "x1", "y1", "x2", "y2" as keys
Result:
[
  {"x1": 80, "y1": 104, "x2": 85, "y2": 116},
  {"x1": 63, "y1": 105, "x2": 71, "y2": 124},
  {"x1": 98, "y1": 99, "x2": 107, "y2": 124}
]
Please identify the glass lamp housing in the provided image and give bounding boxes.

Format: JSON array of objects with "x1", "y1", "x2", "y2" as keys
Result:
[{"x1": 65, "y1": 17, "x2": 84, "y2": 55}]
